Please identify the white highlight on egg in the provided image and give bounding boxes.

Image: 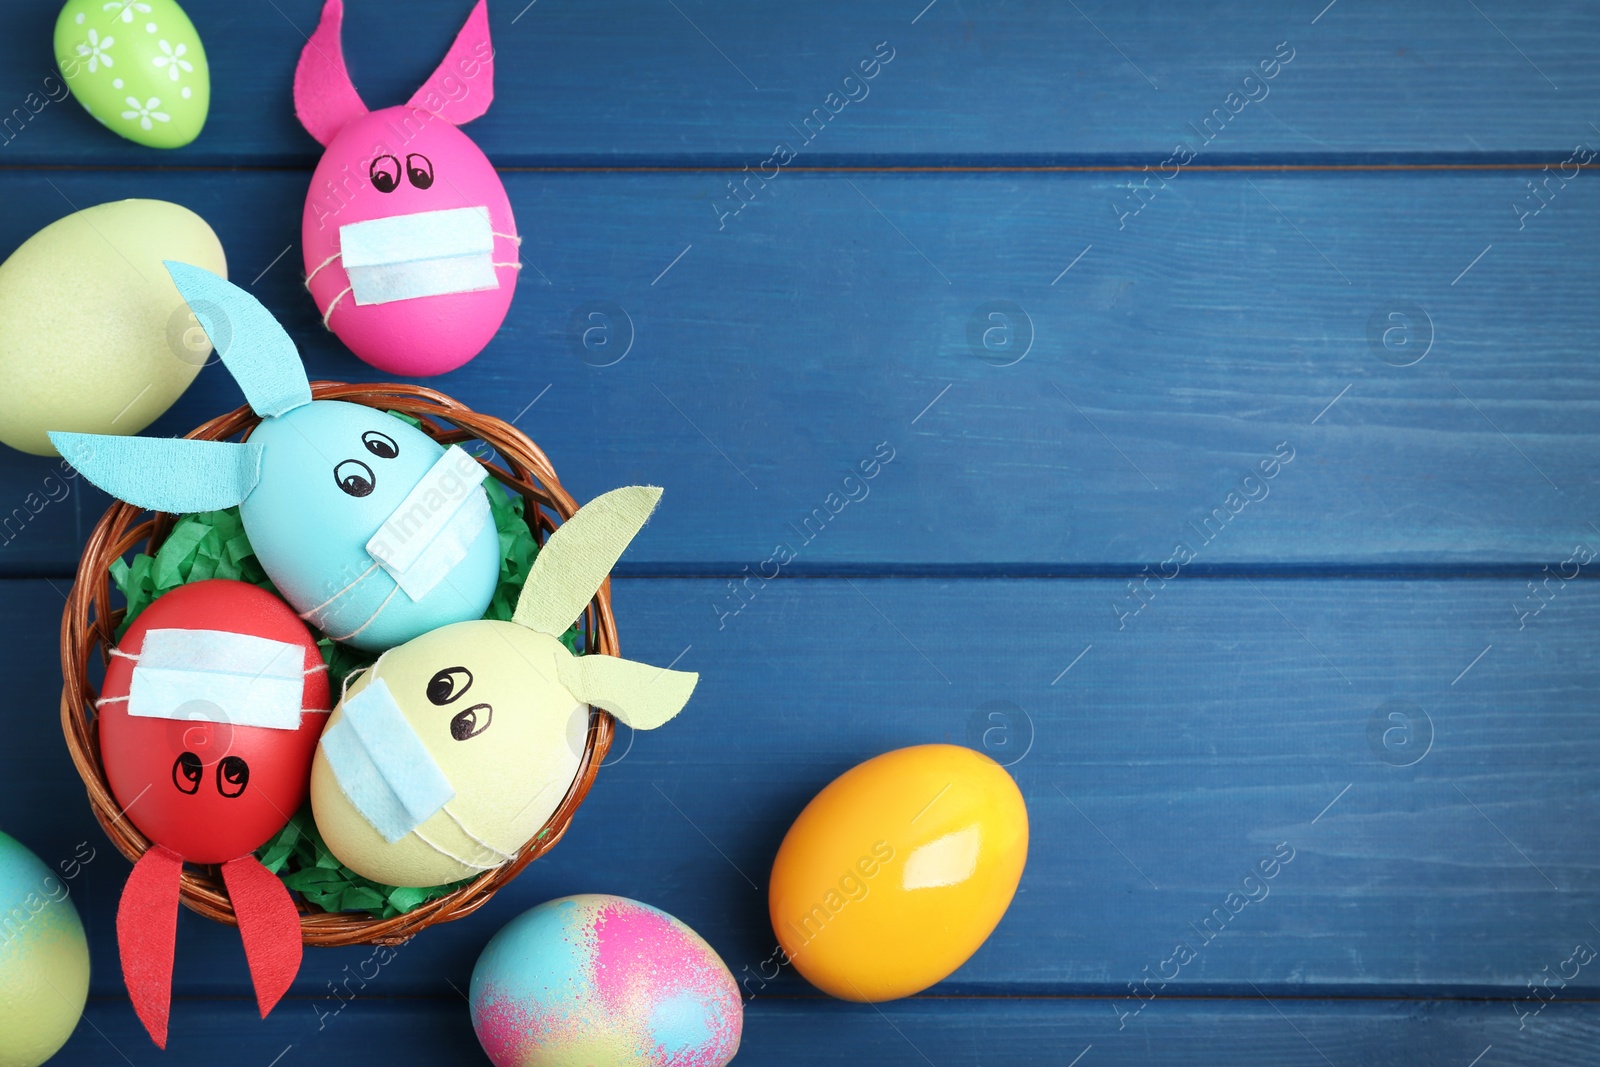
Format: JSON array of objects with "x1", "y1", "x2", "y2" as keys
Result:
[{"x1": 901, "y1": 825, "x2": 982, "y2": 890}]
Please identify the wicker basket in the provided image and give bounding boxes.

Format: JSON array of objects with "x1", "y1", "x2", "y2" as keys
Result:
[{"x1": 58, "y1": 381, "x2": 617, "y2": 947}]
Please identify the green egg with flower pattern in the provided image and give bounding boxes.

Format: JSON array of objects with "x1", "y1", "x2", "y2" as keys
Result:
[{"x1": 54, "y1": 0, "x2": 209, "y2": 148}]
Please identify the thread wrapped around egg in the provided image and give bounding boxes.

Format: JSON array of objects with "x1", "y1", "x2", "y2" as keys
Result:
[
  {"x1": 97, "y1": 578, "x2": 330, "y2": 1047},
  {"x1": 50, "y1": 261, "x2": 502, "y2": 652},
  {"x1": 309, "y1": 486, "x2": 698, "y2": 887}
]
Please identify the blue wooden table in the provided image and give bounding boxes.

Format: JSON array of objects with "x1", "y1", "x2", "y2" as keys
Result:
[{"x1": 3, "y1": 1, "x2": 1598, "y2": 1063}]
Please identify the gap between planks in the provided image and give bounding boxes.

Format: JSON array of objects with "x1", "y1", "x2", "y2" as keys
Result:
[{"x1": 0, "y1": 161, "x2": 1595, "y2": 175}]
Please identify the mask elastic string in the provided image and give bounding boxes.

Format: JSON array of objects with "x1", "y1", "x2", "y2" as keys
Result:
[
  {"x1": 321, "y1": 287, "x2": 353, "y2": 329},
  {"x1": 492, "y1": 231, "x2": 523, "y2": 270},
  {"x1": 411, "y1": 826, "x2": 503, "y2": 871},
  {"x1": 440, "y1": 806, "x2": 517, "y2": 863},
  {"x1": 304, "y1": 251, "x2": 343, "y2": 285},
  {"x1": 338, "y1": 666, "x2": 364, "y2": 705},
  {"x1": 323, "y1": 583, "x2": 400, "y2": 644},
  {"x1": 298, "y1": 561, "x2": 380, "y2": 627},
  {"x1": 341, "y1": 648, "x2": 391, "y2": 704}
]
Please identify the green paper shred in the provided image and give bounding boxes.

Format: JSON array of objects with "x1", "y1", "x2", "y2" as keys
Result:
[
  {"x1": 263, "y1": 807, "x2": 472, "y2": 918},
  {"x1": 110, "y1": 438, "x2": 580, "y2": 917}
]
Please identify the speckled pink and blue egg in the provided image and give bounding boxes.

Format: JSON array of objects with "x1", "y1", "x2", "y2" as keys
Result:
[{"x1": 470, "y1": 895, "x2": 742, "y2": 1067}]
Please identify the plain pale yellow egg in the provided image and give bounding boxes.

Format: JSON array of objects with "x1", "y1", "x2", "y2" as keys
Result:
[
  {"x1": 769, "y1": 744, "x2": 1028, "y2": 1002},
  {"x1": 0, "y1": 199, "x2": 225, "y2": 455}
]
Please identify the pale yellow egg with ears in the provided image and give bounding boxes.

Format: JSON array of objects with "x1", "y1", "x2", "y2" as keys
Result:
[
  {"x1": 310, "y1": 621, "x2": 588, "y2": 887},
  {"x1": 310, "y1": 485, "x2": 700, "y2": 890}
]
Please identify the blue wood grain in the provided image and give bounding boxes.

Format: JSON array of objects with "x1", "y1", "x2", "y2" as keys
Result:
[
  {"x1": 0, "y1": 1, "x2": 1594, "y2": 1059},
  {"x1": 0, "y1": 1, "x2": 1595, "y2": 165},
  {"x1": 44, "y1": 997, "x2": 1600, "y2": 1066},
  {"x1": 4, "y1": 578, "x2": 1595, "y2": 1006},
  {"x1": 1, "y1": 168, "x2": 1597, "y2": 573}
]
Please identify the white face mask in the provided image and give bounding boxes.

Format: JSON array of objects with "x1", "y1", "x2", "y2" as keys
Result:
[
  {"x1": 318, "y1": 674, "x2": 455, "y2": 844},
  {"x1": 123, "y1": 628, "x2": 311, "y2": 731},
  {"x1": 339, "y1": 206, "x2": 499, "y2": 306},
  {"x1": 366, "y1": 445, "x2": 492, "y2": 602}
]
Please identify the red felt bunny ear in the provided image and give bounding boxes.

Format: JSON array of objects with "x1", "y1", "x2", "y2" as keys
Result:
[
  {"x1": 222, "y1": 855, "x2": 304, "y2": 1019},
  {"x1": 406, "y1": 0, "x2": 495, "y2": 125},
  {"x1": 295, "y1": 0, "x2": 370, "y2": 146},
  {"x1": 117, "y1": 846, "x2": 184, "y2": 1048}
]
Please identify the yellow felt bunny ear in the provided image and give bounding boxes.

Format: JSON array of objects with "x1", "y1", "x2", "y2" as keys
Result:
[
  {"x1": 512, "y1": 486, "x2": 663, "y2": 638},
  {"x1": 556, "y1": 654, "x2": 697, "y2": 731}
]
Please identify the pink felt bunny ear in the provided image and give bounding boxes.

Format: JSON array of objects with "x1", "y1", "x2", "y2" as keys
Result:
[
  {"x1": 294, "y1": 0, "x2": 370, "y2": 146},
  {"x1": 406, "y1": 0, "x2": 495, "y2": 125}
]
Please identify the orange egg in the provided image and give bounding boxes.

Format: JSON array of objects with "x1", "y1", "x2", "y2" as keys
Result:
[{"x1": 768, "y1": 744, "x2": 1028, "y2": 1002}]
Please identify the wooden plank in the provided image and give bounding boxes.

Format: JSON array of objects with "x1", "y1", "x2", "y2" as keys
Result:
[
  {"x1": 1, "y1": 169, "x2": 1597, "y2": 573},
  {"x1": 47, "y1": 997, "x2": 1600, "y2": 1066},
  {"x1": 4, "y1": 576, "x2": 1595, "y2": 1001},
  {"x1": 0, "y1": 1, "x2": 1596, "y2": 166}
]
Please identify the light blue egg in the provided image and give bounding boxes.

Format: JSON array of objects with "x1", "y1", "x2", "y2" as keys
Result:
[
  {"x1": 46, "y1": 263, "x2": 503, "y2": 653},
  {"x1": 241, "y1": 400, "x2": 500, "y2": 651}
]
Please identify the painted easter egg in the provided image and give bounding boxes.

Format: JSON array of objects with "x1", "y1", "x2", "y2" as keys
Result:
[
  {"x1": 471, "y1": 895, "x2": 741, "y2": 1067},
  {"x1": 302, "y1": 115, "x2": 518, "y2": 376},
  {"x1": 0, "y1": 199, "x2": 225, "y2": 456},
  {"x1": 98, "y1": 579, "x2": 330, "y2": 864},
  {"x1": 769, "y1": 744, "x2": 1028, "y2": 1002},
  {"x1": 54, "y1": 0, "x2": 209, "y2": 148},
  {"x1": 0, "y1": 830, "x2": 89, "y2": 1067},
  {"x1": 294, "y1": 0, "x2": 518, "y2": 376},
  {"x1": 238, "y1": 401, "x2": 501, "y2": 652},
  {"x1": 309, "y1": 619, "x2": 587, "y2": 887}
]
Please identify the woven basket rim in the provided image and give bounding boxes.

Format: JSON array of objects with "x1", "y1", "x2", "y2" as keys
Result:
[{"x1": 57, "y1": 380, "x2": 616, "y2": 947}]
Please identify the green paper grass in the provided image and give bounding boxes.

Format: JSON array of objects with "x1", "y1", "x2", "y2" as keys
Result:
[
  {"x1": 109, "y1": 435, "x2": 582, "y2": 916},
  {"x1": 258, "y1": 805, "x2": 471, "y2": 919}
]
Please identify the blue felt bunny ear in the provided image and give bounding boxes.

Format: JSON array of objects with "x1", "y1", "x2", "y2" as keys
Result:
[
  {"x1": 165, "y1": 261, "x2": 312, "y2": 418},
  {"x1": 49, "y1": 432, "x2": 263, "y2": 513}
]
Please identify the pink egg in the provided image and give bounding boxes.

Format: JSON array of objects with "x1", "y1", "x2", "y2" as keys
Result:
[{"x1": 294, "y1": 0, "x2": 519, "y2": 377}]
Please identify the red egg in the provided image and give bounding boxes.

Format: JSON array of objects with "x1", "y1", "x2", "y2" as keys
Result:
[{"x1": 98, "y1": 579, "x2": 330, "y2": 864}]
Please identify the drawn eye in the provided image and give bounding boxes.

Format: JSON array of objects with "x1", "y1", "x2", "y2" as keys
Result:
[
  {"x1": 172, "y1": 752, "x2": 202, "y2": 794},
  {"x1": 334, "y1": 459, "x2": 375, "y2": 497},
  {"x1": 370, "y1": 154, "x2": 401, "y2": 193},
  {"x1": 405, "y1": 153, "x2": 433, "y2": 189},
  {"x1": 362, "y1": 430, "x2": 399, "y2": 460},
  {"x1": 217, "y1": 756, "x2": 250, "y2": 798},
  {"x1": 450, "y1": 703, "x2": 492, "y2": 741},
  {"x1": 427, "y1": 666, "x2": 473, "y2": 705}
]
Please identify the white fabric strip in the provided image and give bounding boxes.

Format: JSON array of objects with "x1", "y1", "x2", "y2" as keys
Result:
[
  {"x1": 319, "y1": 676, "x2": 456, "y2": 843},
  {"x1": 365, "y1": 445, "x2": 491, "y2": 601},
  {"x1": 128, "y1": 628, "x2": 307, "y2": 731},
  {"x1": 340, "y1": 206, "x2": 499, "y2": 305}
]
